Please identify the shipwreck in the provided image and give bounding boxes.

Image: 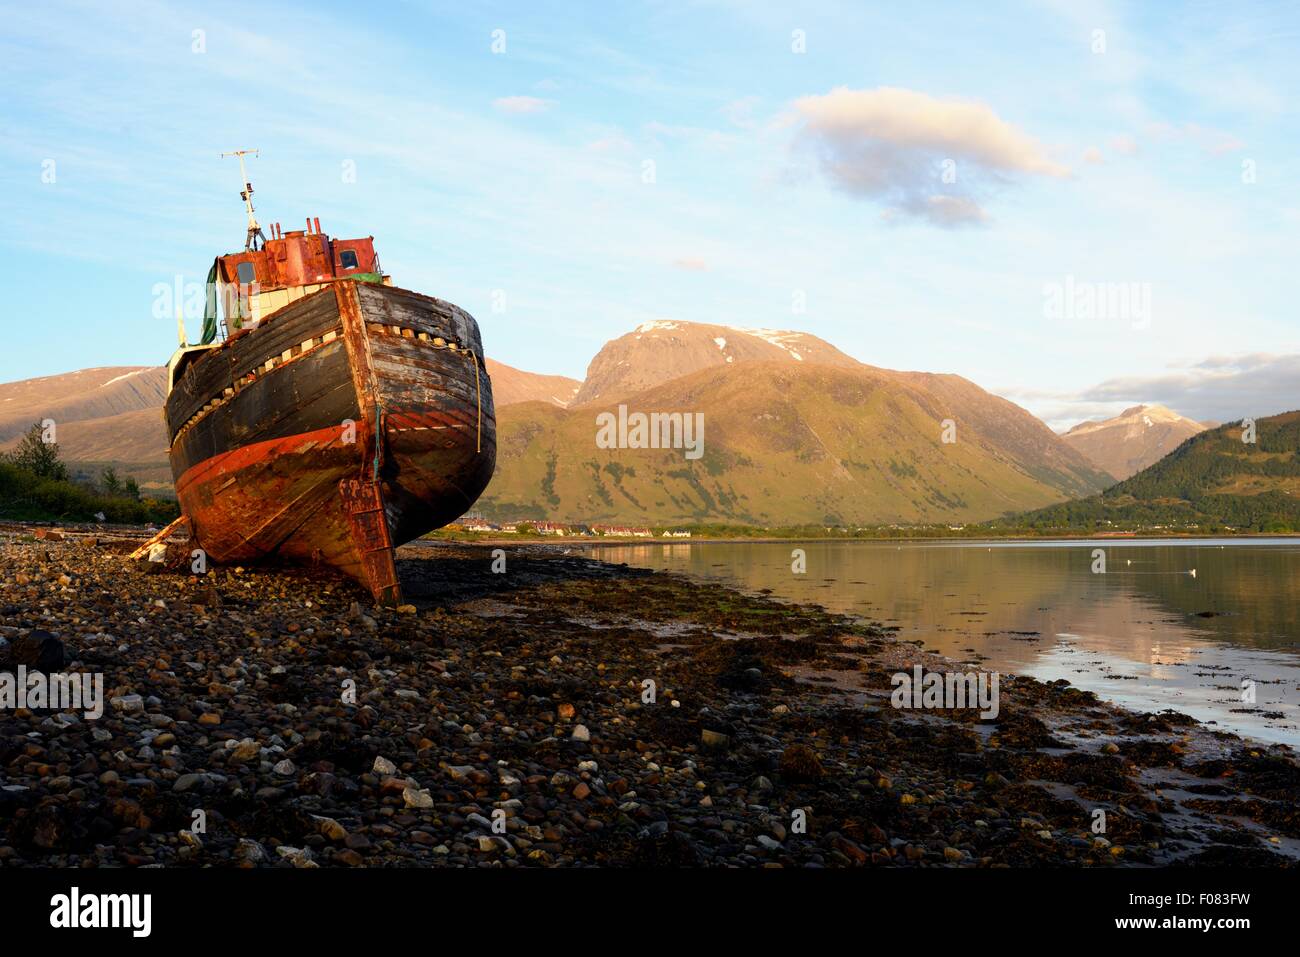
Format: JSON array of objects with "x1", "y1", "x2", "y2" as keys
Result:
[{"x1": 151, "y1": 152, "x2": 496, "y2": 603}]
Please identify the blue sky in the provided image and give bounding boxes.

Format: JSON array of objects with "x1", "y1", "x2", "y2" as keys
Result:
[{"x1": 2, "y1": 0, "x2": 1298, "y2": 429}]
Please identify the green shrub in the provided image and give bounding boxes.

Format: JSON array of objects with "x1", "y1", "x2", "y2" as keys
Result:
[{"x1": 0, "y1": 461, "x2": 178, "y2": 524}]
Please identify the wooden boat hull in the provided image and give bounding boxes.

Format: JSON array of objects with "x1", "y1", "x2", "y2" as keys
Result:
[{"x1": 164, "y1": 280, "x2": 496, "y2": 601}]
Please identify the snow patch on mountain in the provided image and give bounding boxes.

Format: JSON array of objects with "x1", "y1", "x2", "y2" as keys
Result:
[
  {"x1": 635, "y1": 320, "x2": 683, "y2": 335},
  {"x1": 728, "y1": 326, "x2": 806, "y2": 360}
]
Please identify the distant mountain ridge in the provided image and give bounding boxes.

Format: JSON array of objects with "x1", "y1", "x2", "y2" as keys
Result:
[
  {"x1": 573, "y1": 320, "x2": 860, "y2": 405},
  {"x1": 484, "y1": 359, "x2": 580, "y2": 409},
  {"x1": 1019, "y1": 410, "x2": 1300, "y2": 531},
  {"x1": 482, "y1": 321, "x2": 1112, "y2": 525},
  {"x1": 1061, "y1": 403, "x2": 1207, "y2": 480}
]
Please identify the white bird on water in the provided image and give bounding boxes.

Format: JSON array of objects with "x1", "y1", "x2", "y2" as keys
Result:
[{"x1": 1188, "y1": 568, "x2": 1197, "y2": 578}]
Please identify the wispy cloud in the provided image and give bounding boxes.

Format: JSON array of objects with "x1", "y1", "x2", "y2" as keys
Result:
[
  {"x1": 493, "y1": 95, "x2": 553, "y2": 114},
  {"x1": 789, "y1": 86, "x2": 1070, "y2": 226},
  {"x1": 1011, "y1": 354, "x2": 1300, "y2": 429},
  {"x1": 1109, "y1": 134, "x2": 1139, "y2": 155},
  {"x1": 1145, "y1": 121, "x2": 1245, "y2": 154},
  {"x1": 1079, "y1": 354, "x2": 1300, "y2": 422}
]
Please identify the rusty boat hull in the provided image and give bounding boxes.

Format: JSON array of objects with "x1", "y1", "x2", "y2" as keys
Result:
[{"x1": 164, "y1": 280, "x2": 496, "y2": 602}]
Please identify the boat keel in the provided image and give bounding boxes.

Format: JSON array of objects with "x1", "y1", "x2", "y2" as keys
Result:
[{"x1": 339, "y1": 477, "x2": 402, "y2": 605}]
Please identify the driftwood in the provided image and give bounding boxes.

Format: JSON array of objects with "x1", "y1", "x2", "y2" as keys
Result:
[{"x1": 127, "y1": 515, "x2": 190, "y2": 561}]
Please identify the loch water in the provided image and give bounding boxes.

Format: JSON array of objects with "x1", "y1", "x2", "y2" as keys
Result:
[{"x1": 588, "y1": 538, "x2": 1300, "y2": 746}]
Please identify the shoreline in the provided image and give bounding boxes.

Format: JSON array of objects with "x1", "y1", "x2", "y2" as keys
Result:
[
  {"x1": 5, "y1": 520, "x2": 1295, "y2": 550},
  {"x1": 426, "y1": 532, "x2": 1300, "y2": 547},
  {"x1": 2, "y1": 528, "x2": 1297, "y2": 867}
]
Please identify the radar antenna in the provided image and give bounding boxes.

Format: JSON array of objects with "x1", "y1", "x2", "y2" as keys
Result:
[{"x1": 221, "y1": 149, "x2": 269, "y2": 251}]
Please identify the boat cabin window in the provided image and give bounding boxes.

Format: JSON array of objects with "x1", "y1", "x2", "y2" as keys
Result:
[
  {"x1": 339, "y1": 250, "x2": 359, "y2": 270},
  {"x1": 236, "y1": 261, "x2": 257, "y2": 285}
]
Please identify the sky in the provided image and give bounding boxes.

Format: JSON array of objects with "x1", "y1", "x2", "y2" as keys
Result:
[{"x1": 2, "y1": 0, "x2": 1298, "y2": 431}]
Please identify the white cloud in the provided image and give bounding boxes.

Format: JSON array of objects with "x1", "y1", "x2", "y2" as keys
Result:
[
  {"x1": 790, "y1": 86, "x2": 1069, "y2": 226},
  {"x1": 1144, "y1": 121, "x2": 1245, "y2": 154},
  {"x1": 884, "y1": 195, "x2": 988, "y2": 227},
  {"x1": 721, "y1": 95, "x2": 762, "y2": 130},
  {"x1": 1017, "y1": 354, "x2": 1300, "y2": 429},
  {"x1": 493, "y1": 95, "x2": 552, "y2": 114},
  {"x1": 1109, "y1": 134, "x2": 1138, "y2": 155},
  {"x1": 1078, "y1": 354, "x2": 1300, "y2": 421},
  {"x1": 644, "y1": 121, "x2": 736, "y2": 151}
]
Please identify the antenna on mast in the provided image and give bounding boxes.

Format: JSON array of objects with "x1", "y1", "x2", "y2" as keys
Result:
[{"x1": 220, "y1": 149, "x2": 268, "y2": 251}]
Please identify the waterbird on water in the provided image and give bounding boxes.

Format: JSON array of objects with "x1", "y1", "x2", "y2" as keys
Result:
[{"x1": 1189, "y1": 568, "x2": 1197, "y2": 578}]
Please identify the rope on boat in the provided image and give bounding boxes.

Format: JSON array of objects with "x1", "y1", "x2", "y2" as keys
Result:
[
  {"x1": 391, "y1": 330, "x2": 483, "y2": 454},
  {"x1": 470, "y1": 350, "x2": 482, "y2": 454}
]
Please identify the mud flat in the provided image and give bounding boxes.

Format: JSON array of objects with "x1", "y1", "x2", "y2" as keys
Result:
[{"x1": 1, "y1": 527, "x2": 1297, "y2": 868}]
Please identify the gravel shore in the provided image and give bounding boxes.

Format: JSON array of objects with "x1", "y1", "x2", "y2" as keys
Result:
[{"x1": 1, "y1": 527, "x2": 1297, "y2": 868}]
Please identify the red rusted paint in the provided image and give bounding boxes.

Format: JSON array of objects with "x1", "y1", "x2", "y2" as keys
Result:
[
  {"x1": 175, "y1": 423, "x2": 365, "y2": 581},
  {"x1": 338, "y1": 478, "x2": 400, "y2": 604},
  {"x1": 335, "y1": 281, "x2": 384, "y2": 488},
  {"x1": 220, "y1": 226, "x2": 382, "y2": 290}
]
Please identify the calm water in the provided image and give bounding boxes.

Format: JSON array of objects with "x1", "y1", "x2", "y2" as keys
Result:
[{"x1": 585, "y1": 538, "x2": 1300, "y2": 746}]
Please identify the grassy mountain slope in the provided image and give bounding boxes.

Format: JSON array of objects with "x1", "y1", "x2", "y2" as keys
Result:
[
  {"x1": 886, "y1": 370, "x2": 1110, "y2": 499},
  {"x1": 26, "y1": 407, "x2": 170, "y2": 462},
  {"x1": 1015, "y1": 410, "x2": 1300, "y2": 531},
  {"x1": 481, "y1": 361, "x2": 1111, "y2": 525}
]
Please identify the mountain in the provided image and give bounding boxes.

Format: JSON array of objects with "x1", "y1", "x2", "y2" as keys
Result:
[
  {"x1": 573, "y1": 320, "x2": 859, "y2": 405},
  {"x1": 0, "y1": 367, "x2": 172, "y2": 493},
  {"x1": 484, "y1": 359, "x2": 580, "y2": 408},
  {"x1": 34, "y1": 408, "x2": 170, "y2": 462},
  {"x1": 1061, "y1": 404, "x2": 1207, "y2": 480},
  {"x1": 1017, "y1": 410, "x2": 1300, "y2": 532},
  {"x1": 570, "y1": 320, "x2": 1100, "y2": 501},
  {"x1": 0, "y1": 366, "x2": 166, "y2": 445},
  {"x1": 481, "y1": 358, "x2": 1112, "y2": 526}
]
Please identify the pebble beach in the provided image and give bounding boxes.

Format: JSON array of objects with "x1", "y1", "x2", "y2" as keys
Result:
[{"x1": 1, "y1": 527, "x2": 1297, "y2": 868}]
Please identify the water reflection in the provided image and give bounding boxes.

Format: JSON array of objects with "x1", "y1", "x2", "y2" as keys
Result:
[{"x1": 590, "y1": 538, "x2": 1300, "y2": 746}]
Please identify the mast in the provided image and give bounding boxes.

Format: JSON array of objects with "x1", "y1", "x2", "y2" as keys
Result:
[{"x1": 221, "y1": 149, "x2": 268, "y2": 251}]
